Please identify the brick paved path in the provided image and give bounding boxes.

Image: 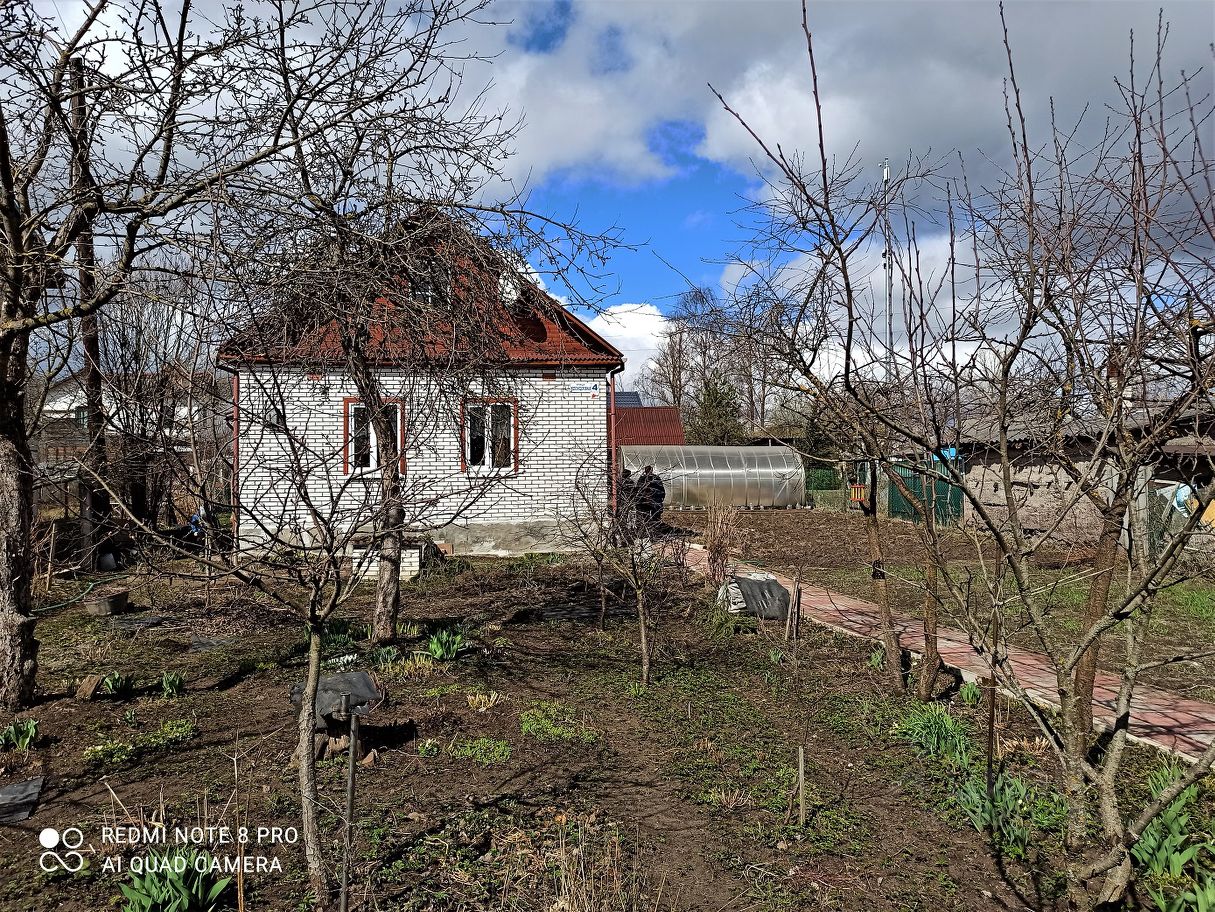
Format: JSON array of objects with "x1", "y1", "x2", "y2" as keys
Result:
[{"x1": 687, "y1": 548, "x2": 1215, "y2": 761}]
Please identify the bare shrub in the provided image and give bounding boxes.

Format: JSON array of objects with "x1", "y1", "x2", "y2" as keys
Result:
[{"x1": 702, "y1": 500, "x2": 740, "y2": 588}]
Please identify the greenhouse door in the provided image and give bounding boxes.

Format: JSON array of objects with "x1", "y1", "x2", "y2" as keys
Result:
[{"x1": 888, "y1": 460, "x2": 963, "y2": 526}]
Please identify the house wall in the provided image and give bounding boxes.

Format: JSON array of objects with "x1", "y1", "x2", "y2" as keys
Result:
[
  {"x1": 233, "y1": 365, "x2": 611, "y2": 556},
  {"x1": 962, "y1": 452, "x2": 1106, "y2": 544}
]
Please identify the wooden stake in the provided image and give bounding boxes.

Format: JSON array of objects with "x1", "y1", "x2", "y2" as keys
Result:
[
  {"x1": 44, "y1": 521, "x2": 56, "y2": 590},
  {"x1": 797, "y1": 745, "x2": 806, "y2": 827}
]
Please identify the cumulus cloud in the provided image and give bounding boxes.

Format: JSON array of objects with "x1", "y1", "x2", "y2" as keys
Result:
[
  {"x1": 583, "y1": 302, "x2": 669, "y2": 390},
  {"x1": 473, "y1": 1, "x2": 1212, "y2": 198}
]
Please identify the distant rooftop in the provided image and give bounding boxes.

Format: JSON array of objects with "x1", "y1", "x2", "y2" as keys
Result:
[
  {"x1": 615, "y1": 406, "x2": 686, "y2": 447},
  {"x1": 615, "y1": 391, "x2": 644, "y2": 408}
]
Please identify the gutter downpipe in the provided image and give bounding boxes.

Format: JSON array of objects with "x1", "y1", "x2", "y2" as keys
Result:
[{"x1": 608, "y1": 362, "x2": 625, "y2": 509}]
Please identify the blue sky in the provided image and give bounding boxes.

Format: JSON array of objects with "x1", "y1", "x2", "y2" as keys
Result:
[{"x1": 531, "y1": 119, "x2": 762, "y2": 309}]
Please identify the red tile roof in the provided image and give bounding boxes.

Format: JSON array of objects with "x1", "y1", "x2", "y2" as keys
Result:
[
  {"x1": 217, "y1": 224, "x2": 623, "y2": 371},
  {"x1": 615, "y1": 406, "x2": 686, "y2": 446}
]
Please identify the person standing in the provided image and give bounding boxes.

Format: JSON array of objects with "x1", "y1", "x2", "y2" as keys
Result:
[
  {"x1": 615, "y1": 468, "x2": 638, "y2": 542},
  {"x1": 638, "y1": 465, "x2": 666, "y2": 532}
]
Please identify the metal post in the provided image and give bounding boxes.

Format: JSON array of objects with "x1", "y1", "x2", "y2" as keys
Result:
[{"x1": 339, "y1": 692, "x2": 357, "y2": 912}]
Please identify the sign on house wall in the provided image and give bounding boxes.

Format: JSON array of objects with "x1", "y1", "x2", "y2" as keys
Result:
[{"x1": 568, "y1": 381, "x2": 602, "y2": 400}]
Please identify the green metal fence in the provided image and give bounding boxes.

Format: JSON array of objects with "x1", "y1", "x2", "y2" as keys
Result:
[{"x1": 888, "y1": 459, "x2": 965, "y2": 526}]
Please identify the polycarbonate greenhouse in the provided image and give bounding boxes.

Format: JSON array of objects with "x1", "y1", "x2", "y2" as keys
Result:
[{"x1": 620, "y1": 445, "x2": 806, "y2": 509}]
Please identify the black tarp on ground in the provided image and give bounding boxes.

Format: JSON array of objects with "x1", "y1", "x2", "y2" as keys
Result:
[
  {"x1": 290, "y1": 671, "x2": 386, "y2": 732},
  {"x1": 718, "y1": 572, "x2": 790, "y2": 621}
]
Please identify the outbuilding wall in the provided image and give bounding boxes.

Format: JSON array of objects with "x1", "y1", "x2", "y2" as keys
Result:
[{"x1": 962, "y1": 452, "x2": 1106, "y2": 544}]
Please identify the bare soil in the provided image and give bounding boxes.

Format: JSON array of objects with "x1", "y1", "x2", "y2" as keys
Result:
[{"x1": 0, "y1": 554, "x2": 1204, "y2": 911}]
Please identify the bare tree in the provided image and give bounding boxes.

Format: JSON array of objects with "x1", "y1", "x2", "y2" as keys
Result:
[
  {"x1": 0, "y1": 0, "x2": 521, "y2": 710},
  {"x1": 561, "y1": 456, "x2": 676, "y2": 685},
  {"x1": 703, "y1": 4, "x2": 1215, "y2": 906}
]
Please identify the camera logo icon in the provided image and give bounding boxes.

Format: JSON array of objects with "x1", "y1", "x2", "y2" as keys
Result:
[{"x1": 38, "y1": 827, "x2": 86, "y2": 873}]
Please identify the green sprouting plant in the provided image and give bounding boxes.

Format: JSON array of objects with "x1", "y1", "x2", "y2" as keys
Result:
[
  {"x1": 122, "y1": 709, "x2": 138, "y2": 727},
  {"x1": 320, "y1": 618, "x2": 363, "y2": 651},
  {"x1": 417, "y1": 738, "x2": 440, "y2": 758},
  {"x1": 101, "y1": 671, "x2": 135, "y2": 699},
  {"x1": 368, "y1": 645, "x2": 400, "y2": 667},
  {"x1": 958, "y1": 681, "x2": 983, "y2": 707},
  {"x1": 0, "y1": 719, "x2": 38, "y2": 750},
  {"x1": 894, "y1": 703, "x2": 974, "y2": 769},
  {"x1": 519, "y1": 701, "x2": 599, "y2": 744},
  {"x1": 702, "y1": 605, "x2": 755, "y2": 639},
  {"x1": 768, "y1": 647, "x2": 785, "y2": 666},
  {"x1": 1029, "y1": 790, "x2": 1070, "y2": 836},
  {"x1": 1127, "y1": 757, "x2": 1205, "y2": 893},
  {"x1": 625, "y1": 681, "x2": 647, "y2": 699},
  {"x1": 448, "y1": 737, "x2": 511, "y2": 765},
  {"x1": 118, "y1": 848, "x2": 231, "y2": 912},
  {"x1": 84, "y1": 738, "x2": 138, "y2": 767},
  {"x1": 161, "y1": 671, "x2": 185, "y2": 699},
  {"x1": 867, "y1": 645, "x2": 886, "y2": 671},
  {"x1": 139, "y1": 719, "x2": 197, "y2": 751},
  {"x1": 396, "y1": 621, "x2": 423, "y2": 640},
  {"x1": 425, "y1": 628, "x2": 467, "y2": 661},
  {"x1": 955, "y1": 772, "x2": 1032, "y2": 860},
  {"x1": 84, "y1": 720, "x2": 197, "y2": 769}
]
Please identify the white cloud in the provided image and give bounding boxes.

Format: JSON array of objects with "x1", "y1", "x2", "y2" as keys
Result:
[
  {"x1": 471, "y1": 1, "x2": 1213, "y2": 196},
  {"x1": 583, "y1": 302, "x2": 669, "y2": 390}
]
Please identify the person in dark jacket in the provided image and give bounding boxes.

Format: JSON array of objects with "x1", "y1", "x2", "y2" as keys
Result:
[
  {"x1": 614, "y1": 469, "x2": 638, "y2": 542},
  {"x1": 637, "y1": 465, "x2": 666, "y2": 532}
]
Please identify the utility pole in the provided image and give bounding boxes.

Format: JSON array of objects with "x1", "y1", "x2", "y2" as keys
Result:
[
  {"x1": 70, "y1": 57, "x2": 109, "y2": 569},
  {"x1": 882, "y1": 158, "x2": 894, "y2": 379}
]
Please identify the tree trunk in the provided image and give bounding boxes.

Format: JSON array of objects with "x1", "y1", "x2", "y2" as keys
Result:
[
  {"x1": 1071, "y1": 501, "x2": 1125, "y2": 750},
  {"x1": 636, "y1": 588, "x2": 651, "y2": 685},
  {"x1": 71, "y1": 57, "x2": 110, "y2": 570},
  {"x1": 1063, "y1": 760, "x2": 1096, "y2": 912},
  {"x1": 0, "y1": 372, "x2": 39, "y2": 710},
  {"x1": 296, "y1": 624, "x2": 329, "y2": 906},
  {"x1": 371, "y1": 415, "x2": 402, "y2": 644},
  {"x1": 372, "y1": 494, "x2": 401, "y2": 643},
  {"x1": 863, "y1": 465, "x2": 904, "y2": 692},
  {"x1": 917, "y1": 559, "x2": 942, "y2": 701}
]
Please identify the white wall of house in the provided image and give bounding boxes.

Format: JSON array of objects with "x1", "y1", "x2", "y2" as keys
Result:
[{"x1": 233, "y1": 365, "x2": 612, "y2": 555}]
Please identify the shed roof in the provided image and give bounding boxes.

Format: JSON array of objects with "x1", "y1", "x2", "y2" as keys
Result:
[{"x1": 615, "y1": 406, "x2": 686, "y2": 447}]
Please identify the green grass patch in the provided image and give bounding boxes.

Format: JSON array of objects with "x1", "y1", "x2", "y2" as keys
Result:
[
  {"x1": 83, "y1": 719, "x2": 198, "y2": 769},
  {"x1": 448, "y1": 737, "x2": 511, "y2": 765},
  {"x1": 519, "y1": 701, "x2": 598, "y2": 744}
]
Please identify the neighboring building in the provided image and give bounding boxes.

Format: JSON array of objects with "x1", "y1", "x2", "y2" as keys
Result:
[
  {"x1": 614, "y1": 390, "x2": 644, "y2": 409},
  {"x1": 878, "y1": 411, "x2": 1215, "y2": 545},
  {"x1": 614, "y1": 405, "x2": 686, "y2": 447},
  {"x1": 31, "y1": 370, "x2": 229, "y2": 524},
  {"x1": 218, "y1": 237, "x2": 625, "y2": 557}
]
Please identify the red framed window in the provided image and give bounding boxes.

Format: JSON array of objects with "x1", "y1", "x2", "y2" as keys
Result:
[
  {"x1": 462, "y1": 398, "x2": 517, "y2": 471},
  {"x1": 343, "y1": 398, "x2": 403, "y2": 473}
]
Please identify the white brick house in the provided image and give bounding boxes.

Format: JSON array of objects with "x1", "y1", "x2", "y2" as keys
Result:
[{"x1": 218, "y1": 248, "x2": 625, "y2": 559}]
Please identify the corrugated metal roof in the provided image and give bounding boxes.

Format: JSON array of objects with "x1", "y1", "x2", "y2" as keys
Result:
[{"x1": 615, "y1": 406, "x2": 686, "y2": 446}]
